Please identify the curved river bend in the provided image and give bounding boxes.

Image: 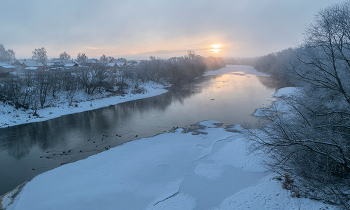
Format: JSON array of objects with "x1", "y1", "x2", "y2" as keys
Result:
[{"x1": 0, "y1": 65, "x2": 280, "y2": 195}]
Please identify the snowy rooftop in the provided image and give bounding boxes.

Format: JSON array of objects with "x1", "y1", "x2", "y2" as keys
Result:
[
  {"x1": 116, "y1": 62, "x2": 125, "y2": 67},
  {"x1": 50, "y1": 59, "x2": 74, "y2": 64},
  {"x1": 0, "y1": 65, "x2": 15, "y2": 69},
  {"x1": 24, "y1": 67, "x2": 39, "y2": 70},
  {"x1": 17, "y1": 59, "x2": 44, "y2": 67},
  {"x1": 0, "y1": 62, "x2": 15, "y2": 68},
  {"x1": 64, "y1": 63, "x2": 77, "y2": 67}
]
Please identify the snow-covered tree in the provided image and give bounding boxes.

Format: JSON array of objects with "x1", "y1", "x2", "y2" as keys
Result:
[
  {"x1": 32, "y1": 47, "x2": 47, "y2": 65},
  {"x1": 59, "y1": 51, "x2": 71, "y2": 62},
  {"x1": 99, "y1": 54, "x2": 109, "y2": 65},
  {"x1": 251, "y1": 1, "x2": 350, "y2": 208},
  {"x1": 76, "y1": 53, "x2": 88, "y2": 64},
  {"x1": 0, "y1": 44, "x2": 16, "y2": 62}
]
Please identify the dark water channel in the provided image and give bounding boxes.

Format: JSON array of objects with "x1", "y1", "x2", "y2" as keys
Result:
[{"x1": 0, "y1": 65, "x2": 281, "y2": 196}]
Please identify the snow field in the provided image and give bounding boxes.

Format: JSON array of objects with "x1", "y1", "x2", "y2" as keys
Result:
[{"x1": 5, "y1": 120, "x2": 334, "y2": 209}]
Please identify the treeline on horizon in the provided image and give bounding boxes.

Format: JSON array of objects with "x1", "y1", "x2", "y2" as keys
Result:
[
  {"x1": 224, "y1": 48, "x2": 294, "y2": 86},
  {"x1": 0, "y1": 49, "x2": 225, "y2": 111},
  {"x1": 227, "y1": 1, "x2": 350, "y2": 208}
]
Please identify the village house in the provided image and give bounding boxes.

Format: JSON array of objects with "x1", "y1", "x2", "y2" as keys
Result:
[
  {"x1": 15, "y1": 59, "x2": 45, "y2": 70},
  {"x1": 109, "y1": 58, "x2": 127, "y2": 69},
  {"x1": 64, "y1": 62, "x2": 79, "y2": 71},
  {"x1": 126, "y1": 60, "x2": 138, "y2": 67},
  {"x1": 85, "y1": 59, "x2": 98, "y2": 66},
  {"x1": 0, "y1": 62, "x2": 16, "y2": 77}
]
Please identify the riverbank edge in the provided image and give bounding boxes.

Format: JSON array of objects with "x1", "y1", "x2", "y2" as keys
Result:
[
  {"x1": 0, "y1": 182, "x2": 27, "y2": 210},
  {"x1": 0, "y1": 82, "x2": 169, "y2": 129},
  {"x1": 0, "y1": 83, "x2": 170, "y2": 208},
  {"x1": 0, "y1": 65, "x2": 268, "y2": 129}
]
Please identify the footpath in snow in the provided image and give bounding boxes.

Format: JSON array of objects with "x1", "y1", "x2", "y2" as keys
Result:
[{"x1": 1, "y1": 66, "x2": 335, "y2": 209}]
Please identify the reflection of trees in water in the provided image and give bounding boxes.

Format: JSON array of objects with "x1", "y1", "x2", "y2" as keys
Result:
[
  {"x1": 256, "y1": 76, "x2": 285, "y2": 90},
  {"x1": 113, "y1": 75, "x2": 216, "y2": 117},
  {"x1": 1, "y1": 123, "x2": 55, "y2": 159},
  {"x1": 0, "y1": 81, "x2": 203, "y2": 160},
  {"x1": 5, "y1": 135, "x2": 30, "y2": 160},
  {"x1": 116, "y1": 86, "x2": 200, "y2": 114}
]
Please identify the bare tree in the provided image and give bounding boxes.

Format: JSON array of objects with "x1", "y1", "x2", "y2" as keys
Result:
[
  {"x1": 0, "y1": 44, "x2": 15, "y2": 62},
  {"x1": 76, "y1": 53, "x2": 88, "y2": 65},
  {"x1": 99, "y1": 54, "x2": 109, "y2": 65},
  {"x1": 77, "y1": 64, "x2": 109, "y2": 94},
  {"x1": 34, "y1": 71, "x2": 50, "y2": 108},
  {"x1": 59, "y1": 51, "x2": 71, "y2": 64},
  {"x1": 48, "y1": 71, "x2": 62, "y2": 97},
  {"x1": 32, "y1": 47, "x2": 47, "y2": 65},
  {"x1": 107, "y1": 56, "x2": 114, "y2": 62},
  {"x1": 251, "y1": 1, "x2": 350, "y2": 208}
]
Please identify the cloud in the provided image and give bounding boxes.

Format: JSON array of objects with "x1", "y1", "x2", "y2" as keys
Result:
[{"x1": 0, "y1": 0, "x2": 343, "y2": 58}]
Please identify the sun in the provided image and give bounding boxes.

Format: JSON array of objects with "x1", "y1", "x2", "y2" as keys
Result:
[
  {"x1": 211, "y1": 44, "x2": 222, "y2": 49},
  {"x1": 210, "y1": 44, "x2": 222, "y2": 54}
]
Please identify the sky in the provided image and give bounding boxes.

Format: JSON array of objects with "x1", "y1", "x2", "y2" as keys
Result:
[{"x1": 0, "y1": 0, "x2": 343, "y2": 59}]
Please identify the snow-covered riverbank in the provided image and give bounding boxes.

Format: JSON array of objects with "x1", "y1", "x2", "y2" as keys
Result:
[
  {"x1": 0, "y1": 82, "x2": 168, "y2": 128},
  {"x1": 0, "y1": 65, "x2": 264, "y2": 129},
  {"x1": 1, "y1": 66, "x2": 335, "y2": 209},
  {"x1": 2, "y1": 120, "x2": 333, "y2": 210}
]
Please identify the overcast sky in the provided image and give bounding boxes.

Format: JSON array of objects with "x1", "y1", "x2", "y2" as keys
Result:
[{"x1": 0, "y1": 0, "x2": 343, "y2": 59}]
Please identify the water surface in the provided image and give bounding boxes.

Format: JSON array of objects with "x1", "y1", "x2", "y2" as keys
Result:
[{"x1": 0, "y1": 65, "x2": 280, "y2": 195}]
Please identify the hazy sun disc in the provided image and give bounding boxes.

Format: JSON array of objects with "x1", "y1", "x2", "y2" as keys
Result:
[
  {"x1": 210, "y1": 44, "x2": 222, "y2": 53},
  {"x1": 211, "y1": 44, "x2": 222, "y2": 49}
]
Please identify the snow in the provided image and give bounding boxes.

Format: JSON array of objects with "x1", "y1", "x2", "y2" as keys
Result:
[
  {"x1": 273, "y1": 87, "x2": 301, "y2": 98},
  {"x1": 1, "y1": 189, "x2": 17, "y2": 209},
  {"x1": 214, "y1": 174, "x2": 334, "y2": 210},
  {"x1": 0, "y1": 82, "x2": 168, "y2": 128},
  {"x1": 64, "y1": 63, "x2": 76, "y2": 67},
  {"x1": 2, "y1": 66, "x2": 336, "y2": 209},
  {"x1": 4, "y1": 121, "x2": 265, "y2": 210},
  {"x1": 0, "y1": 182, "x2": 26, "y2": 210},
  {"x1": 146, "y1": 193, "x2": 196, "y2": 210},
  {"x1": 4, "y1": 120, "x2": 334, "y2": 210},
  {"x1": 252, "y1": 108, "x2": 270, "y2": 117},
  {"x1": 0, "y1": 63, "x2": 15, "y2": 69},
  {"x1": 19, "y1": 59, "x2": 44, "y2": 67},
  {"x1": 253, "y1": 87, "x2": 302, "y2": 117},
  {"x1": 0, "y1": 65, "x2": 264, "y2": 129},
  {"x1": 24, "y1": 67, "x2": 38, "y2": 70}
]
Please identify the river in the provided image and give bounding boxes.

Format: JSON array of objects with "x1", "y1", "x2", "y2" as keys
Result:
[{"x1": 0, "y1": 65, "x2": 281, "y2": 196}]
